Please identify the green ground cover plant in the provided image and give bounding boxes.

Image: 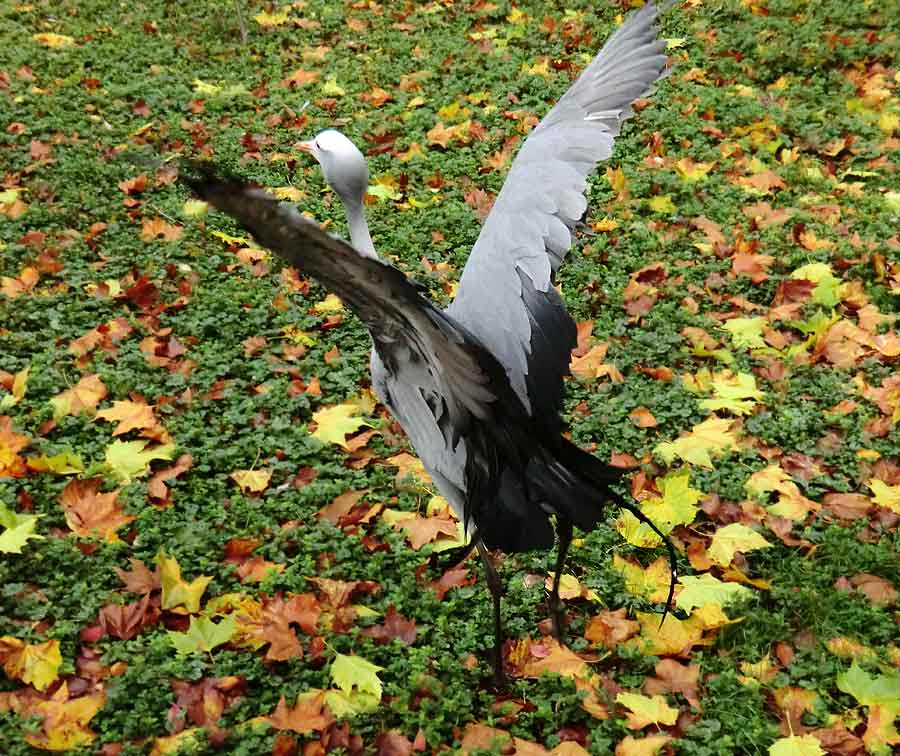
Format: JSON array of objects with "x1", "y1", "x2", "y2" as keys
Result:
[{"x1": 1, "y1": 0, "x2": 898, "y2": 754}]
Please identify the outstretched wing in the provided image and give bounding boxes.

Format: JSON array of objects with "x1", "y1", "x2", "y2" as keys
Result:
[
  {"x1": 448, "y1": 1, "x2": 671, "y2": 423},
  {"x1": 185, "y1": 167, "x2": 498, "y2": 439}
]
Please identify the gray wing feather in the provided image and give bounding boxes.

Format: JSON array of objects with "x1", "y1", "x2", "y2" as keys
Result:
[{"x1": 448, "y1": 1, "x2": 670, "y2": 419}]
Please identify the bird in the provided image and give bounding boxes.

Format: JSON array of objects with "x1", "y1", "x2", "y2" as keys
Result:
[{"x1": 185, "y1": 0, "x2": 676, "y2": 686}]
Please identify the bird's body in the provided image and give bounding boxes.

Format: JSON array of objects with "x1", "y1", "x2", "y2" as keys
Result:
[{"x1": 187, "y1": 1, "x2": 677, "y2": 684}]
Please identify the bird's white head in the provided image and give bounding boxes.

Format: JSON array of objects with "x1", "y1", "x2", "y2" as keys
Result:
[{"x1": 298, "y1": 129, "x2": 368, "y2": 207}]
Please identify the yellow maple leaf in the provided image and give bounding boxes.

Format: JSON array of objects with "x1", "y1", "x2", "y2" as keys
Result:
[
  {"x1": 648, "y1": 195, "x2": 676, "y2": 214},
  {"x1": 616, "y1": 692, "x2": 678, "y2": 729},
  {"x1": 654, "y1": 416, "x2": 739, "y2": 468},
  {"x1": 673, "y1": 157, "x2": 715, "y2": 182},
  {"x1": 615, "y1": 734, "x2": 673, "y2": 756},
  {"x1": 96, "y1": 399, "x2": 158, "y2": 436},
  {"x1": 0, "y1": 637, "x2": 61, "y2": 691},
  {"x1": 311, "y1": 403, "x2": 372, "y2": 450},
  {"x1": 868, "y1": 479, "x2": 900, "y2": 514},
  {"x1": 157, "y1": 554, "x2": 212, "y2": 613},
  {"x1": 49, "y1": 374, "x2": 108, "y2": 420},
  {"x1": 707, "y1": 523, "x2": 772, "y2": 567},
  {"x1": 24, "y1": 682, "x2": 105, "y2": 751},
  {"x1": 613, "y1": 555, "x2": 673, "y2": 603},
  {"x1": 33, "y1": 33, "x2": 75, "y2": 48},
  {"x1": 230, "y1": 469, "x2": 272, "y2": 493}
]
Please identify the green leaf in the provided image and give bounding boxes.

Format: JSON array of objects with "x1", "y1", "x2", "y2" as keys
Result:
[
  {"x1": 168, "y1": 615, "x2": 237, "y2": 655},
  {"x1": 0, "y1": 503, "x2": 43, "y2": 554},
  {"x1": 707, "y1": 523, "x2": 773, "y2": 567},
  {"x1": 792, "y1": 262, "x2": 841, "y2": 307},
  {"x1": 615, "y1": 692, "x2": 678, "y2": 727},
  {"x1": 768, "y1": 735, "x2": 825, "y2": 756},
  {"x1": 699, "y1": 372, "x2": 765, "y2": 415},
  {"x1": 676, "y1": 573, "x2": 753, "y2": 612},
  {"x1": 310, "y1": 404, "x2": 372, "y2": 450},
  {"x1": 722, "y1": 317, "x2": 767, "y2": 349},
  {"x1": 836, "y1": 663, "x2": 900, "y2": 708},
  {"x1": 323, "y1": 689, "x2": 381, "y2": 717},
  {"x1": 104, "y1": 440, "x2": 175, "y2": 483},
  {"x1": 158, "y1": 554, "x2": 212, "y2": 613},
  {"x1": 330, "y1": 653, "x2": 384, "y2": 700},
  {"x1": 654, "y1": 417, "x2": 739, "y2": 469}
]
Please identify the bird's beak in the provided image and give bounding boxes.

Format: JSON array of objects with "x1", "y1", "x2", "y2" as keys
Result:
[{"x1": 297, "y1": 140, "x2": 314, "y2": 155}]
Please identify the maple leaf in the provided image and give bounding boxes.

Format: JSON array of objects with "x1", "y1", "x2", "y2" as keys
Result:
[
  {"x1": 311, "y1": 403, "x2": 372, "y2": 450},
  {"x1": 230, "y1": 468, "x2": 272, "y2": 493},
  {"x1": 426, "y1": 122, "x2": 456, "y2": 148},
  {"x1": 168, "y1": 615, "x2": 237, "y2": 655},
  {"x1": 644, "y1": 658, "x2": 701, "y2": 707},
  {"x1": 0, "y1": 501, "x2": 43, "y2": 553},
  {"x1": 281, "y1": 68, "x2": 318, "y2": 88},
  {"x1": 0, "y1": 636, "x2": 61, "y2": 691},
  {"x1": 707, "y1": 523, "x2": 772, "y2": 567},
  {"x1": 615, "y1": 734, "x2": 673, "y2": 756},
  {"x1": 0, "y1": 365, "x2": 28, "y2": 410},
  {"x1": 382, "y1": 510, "x2": 458, "y2": 550},
  {"x1": 99, "y1": 594, "x2": 158, "y2": 640},
  {"x1": 732, "y1": 252, "x2": 775, "y2": 283},
  {"x1": 331, "y1": 653, "x2": 384, "y2": 701},
  {"x1": 676, "y1": 573, "x2": 753, "y2": 612},
  {"x1": 654, "y1": 417, "x2": 739, "y2": 468},
  {"x1": 723, "y1": 316, "x2": 767, "y2": 349},
  {"x1": 768, "y1": 735, "x2": 825, "y2": 756},
  {"x1": 673, "y1": 157, "x2": 715, "y2": 182},
  {"x1": 626, "y1": 612, "x2": 708, "y2": 656},
  {"x1": 792, "y1": 262, "x2": 842, "y2": 308},
  {"x1": 266, "y1": 691, "x2": 334, "y2": 734},
  {"x1": 1, "y1": 265, "x2": 39, "y2": 299},
  {"x1": 158, "y1": 553, "x2": 212, "y2": 613},
  {"x1": 140, "y1": 217, "x2": 183, "y2": 242},
  {"x1": 150, "y1": 729, "x2": 202, "y2": 755},
  {"x1": 616, "y1": 691, "x2": 678, "y2": 729},
  {"x1": 699, "y1": 371, "x2": 765, "y2": 415},
  {"x1": 543, "y1": 573, "x2": 599, "y2": 602},
  {"x1": 570, "y1": 342, "x2": 623, "y2": 383},
  {"x1": 360, "y1": 605, "x2": 417, "y2": 646},
  {"x1": 868, "y1": 479, "x2": 900, "y2": 514},
  {"x1": 430, "y1": 566, "x2": 475, "y2": 600},
  {"x1": 59, "y1": 477, "x2": 135, "y2": 541},
  {"x1": 147, "y1": 453, "x2": 193, "y2": 502},
  {"x1": 26, "y1": 449, "x2": 84, "y2": 475},
  {"x1": 115, "y1": 557, "x2": 161, "y2": 594},
  {"x1": 96, "y1": 399, "x2": 158, "y2": 436},
  {"x1": 0, "y1": 416, "x2": 29, "y2": 477},
  {"x1": 521, "y1": 639, "x2": 590, "y2": 679},
  {"x1": 735, "y1": 170, "x2": 786, "y2": 194},
  {"x1": 33, "y1": 32, "x2": 75, "y2": 47},
  {"x1": 24, "y1": 682, "x2": 106, "y2": 751},
  {"x1": 647, "y1": 194, "x2": 675, "y2": 213},
  {"x1": 463, "y1": 187, "x2": 495, "y2": 220},
  {"x1": 613, "y1": 555, "x2": 673, "y2": 603},
  {"x1": 584, "y1": 608, "x2": 640, "y2": 648},
  {"x1": 104, "y1": 439, "x2": 175, "y2": 483},
  {"x1": 617, "y1": 468, "x2": 700, "y2": 546},
  {"x1": 49, "y1": 373, "x2": 108, "y2": 419}
]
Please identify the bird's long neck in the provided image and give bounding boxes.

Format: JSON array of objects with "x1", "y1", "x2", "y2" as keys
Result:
[{"x1": 343, "y1": 197, "x2": 378, "y2": 260}]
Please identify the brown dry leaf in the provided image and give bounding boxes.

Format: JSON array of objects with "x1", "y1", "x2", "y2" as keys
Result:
[
  {"x1": 230, "y1": 468, "x2": 272, "y2": 493},
  {"x1": 570, "y1": 343, "x2": 623, "y2": 382},
  {"x1": 235, "y1": 557, "x2": 285, "y2": 584},
  {"x1": 0, "y1": 415, "x2": 29, "y2": 477},
  {"x1": 317, "y1": 490, "x2": 366, "y2": 525},
  {"x1": 849, "y1": 573, "x2": 897, "y2": 606},
  {"x1": 98, "y1": 594, "x2": 158, "y2": 640},
  {"x1": 306, "y1": 577, "x2": 378, "y2": 610},
  {"x1": 615, "y1": 735, "x2": 672, "y2": 756},
  {"x1": 426, "y1": 122, "x2": 456, "y2": 148},
  {"x1": 385, "y1": 452, "x2": 433, "y2": 487},
  {"x1": 430, "y1": 567, "x2": 475, "y2": 600},
  {"x1": 629, "y1": 407, "x2": 658, "y2": 428},
  {"x1": 460, "y1": 723, "x2": 549, "y2": 755},
  {"x1": 115, "y1": 558, "x2": 162, "y2": 594},
  {"x1": 1, "y1": 266, "x2": 39, "y2": 299},
  {"x1": 735, "y1": 170, "x2": 785, "y2": 193},
  {"x1": 266, "y1": 691, "x2": 334, "y2": 734},
  {"x1": 281, "y1": 69, "x2": 318, "y2": 88},
  {"x1": 521, "y1": 639, "x2": 591, "y2": 679},
  {"x1": 140, "y1": 217, "x2": 183, "y2": 242},
  {"x1": 394, "y1": 514, "x2": 458, "y2": 550},
  {"x1": 59, "y1": 478, "x2": 135, "y2": 542},
  {"x1": 692, "y1": 215, "x2": 725, "y2": 246},
  {"x1": 585, "y1": 608, "x2": 640, "y2": 648},
  {"x1": 23, "y1": 682, "x2": 106, "y2": 751},
  {"x1": 732, "y1": 252, "x2": 775, "y2": 283},
  {"x1": 360, "y1": 605, "x2": 417, "y2": 646},
  {"x1": 644, "y1": 659, "x2": 700, "y2": 707},
  {"x1": 147, "y1": 454, "x2": 194, "y2": 503}
]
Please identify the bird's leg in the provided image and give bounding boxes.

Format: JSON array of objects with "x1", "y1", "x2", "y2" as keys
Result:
[
  {"x1": 549, "y1": 519, "x2": 574, "y2": 642},
  {"x1": 476, "y1": 540, "x2": 506, "y2": 688},
  {"x1": 429, "y1": 537, "x2": 478, "y2": 572}
]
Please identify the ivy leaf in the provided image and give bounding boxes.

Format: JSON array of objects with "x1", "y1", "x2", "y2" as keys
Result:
[
  {"x1": 615, "y1": 692, "x2": 679, "y2": 729},
  {"x1": 676, "y1": 573, "x2": 754, "y2": 612},
  {"x1": 104, "y1": 440, "x2": 175, "y2": 483},
  {"x1": 0, "y1": 502, "x2": 43, "y2": 553},
  {"x1": 157, "y1": 554, "x2": 212, "y2": 613},
  {"x1": 330, "y1": 653, "x2": 384, "y2": 700},
  {"x1": 707, "y1": 523, "x2": 773, "y2": 567},
  {"x1": 768, "y1": 735, "x2": 825, "y2": 756},
  {"x1": 654, "y1": 417, "x2": 738, "y2": 468},
  {"x1": 168, "y1": 615, "x2": 236, "y2": 655},
  {"x1": 311, "y1": 404, "x2": 372, "y2": 450}
]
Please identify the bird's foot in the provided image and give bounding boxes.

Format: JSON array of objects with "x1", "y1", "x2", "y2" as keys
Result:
[{"x1": 484, "y1": 647, "x2": 508, "y2": 691}]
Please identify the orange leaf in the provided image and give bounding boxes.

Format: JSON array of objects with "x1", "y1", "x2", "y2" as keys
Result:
[
  {"x1": 96, "y1": 399, "x2": 158, "y2": 436},
  {"x1": 140, "y1": 217, "x2": 183, "y2": 242},
  {"x1": 59, "y1": 478, "x2": 135, "y2": 541},
  {"x1": 266, "y1": 691, "x2": 334, "y2": 734}
]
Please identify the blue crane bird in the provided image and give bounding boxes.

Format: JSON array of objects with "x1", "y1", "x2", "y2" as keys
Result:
[{"x1": 186, "y1": 1, "x2": 677, "y2": 685}]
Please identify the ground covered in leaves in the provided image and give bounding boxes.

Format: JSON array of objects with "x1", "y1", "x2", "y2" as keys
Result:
[{"x1": 1, "y1": 0, "x2": 899, "y2": 754}]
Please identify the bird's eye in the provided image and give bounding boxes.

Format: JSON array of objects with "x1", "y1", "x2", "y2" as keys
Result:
[{"x1": 314, "y1": 140, "x2": 322, "y2": 150}]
